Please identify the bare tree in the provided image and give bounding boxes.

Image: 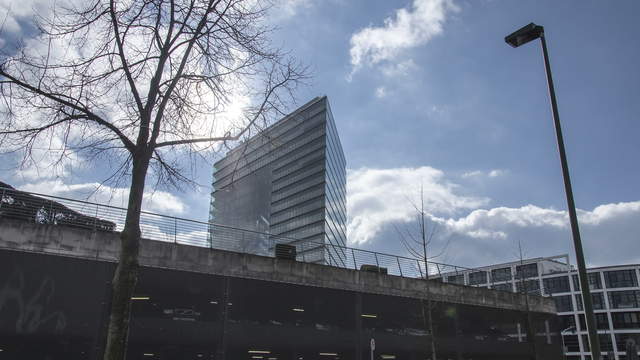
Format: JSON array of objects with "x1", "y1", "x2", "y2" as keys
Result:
[
  {"x1": 0, "y1": 1, "x2": 306, "y2": 358},
  {"x1": 393, "y1": 185, "x2": 451, "y2": 360},
  {"x1": 514, "y1": 239, "x2": 539, "y2": 360}
]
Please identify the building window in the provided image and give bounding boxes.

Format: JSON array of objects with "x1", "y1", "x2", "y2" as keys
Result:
[
  {"x1": 563, "y1": 335, "x2": 580, "y2": 352},
  {"x1": 572, "y1": 273, "x2": 602, "y2": 290},
  {"x1": 491, "y1": 267, "x2": 512, "y2": 282},
  {"x1": 578, "y1": 313, "x2": 610, "y2": 330},
  {"x1": 491, "y1": 283, "x2": 513, "y2": 292},
  {"x1": 574, "y1": 293, "x2": 605, "y2": 311},
  {"x1": 582, "y1": 335, "x2": 614, "y2": 352},
  {"x1": 447, "y1": 274, "x2": 465, "y2": 285},
  {"x1": 515, "y1": 263, "x2": 538, "y2": 279},
  {"x1": 516, "y1": 279, "x2": 540, "y2": 294},
  {"x1": 615, "y1": 333, "x2": 640, "y2": 353},
  {"x1": 559, "y1": 315, "x2": 576, "y2": 330},
  {"x1": 554, "y1": 295, "x2": 573, "y2": 312},
  {"x1": 608, "y1": 290, "x2": 640, "y2": 309},
  {"x1": 604, "y1": 270, "x2": 638, "y2": 288},
  {"x1": 468, "y1": 271, "x2": 487, "y2": 285},
  {"x1": 543, "y1": 276, "x2": 571, "y2": 294},
  {"x1": 611, "y1": 312, "x2": 640, "y2": 329}
]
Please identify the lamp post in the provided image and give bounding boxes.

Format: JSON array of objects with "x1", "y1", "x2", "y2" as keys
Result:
[{"x1": 504, "y1": 23, "x2": 601, "y2": 360}]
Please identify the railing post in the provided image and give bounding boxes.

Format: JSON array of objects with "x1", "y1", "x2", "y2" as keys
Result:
[
  {"x1": 351, "y1": 248, "x2": 357, "y2": 270},
  {"x1": 417, "y1": 259, "x2": 424, "y2": 279},
  {"x1": 397, "y1": 257, "x2": 403, "y2": 277},
  {"x1": 48, "y1": 199, "x2": 54, "y2": 224},
  {"x1": 0, "y1": 188, "x2": 5, "y2": 212},
  {"x1": 174, "y1": 217, "x2": 177, "y2": 244},
  {"x1": 374, "y1": 252, "x2": 380, "y2": 273},
  {"x1": 93, "y1": 203, "x2": 99, "y2": 232}
]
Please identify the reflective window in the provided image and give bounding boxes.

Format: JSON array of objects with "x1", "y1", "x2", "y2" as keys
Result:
[
  {"x1": 468, "y1": 271, "x2": 487, "y2": 285},
  {"x1": 491, "y1": 267, "x2": 512, "y2": 282},
  {"x1": 615, "y1": 333, "x2": 640, "y2": 354},
  {"x1": 604, "y1": 270, "x2": 638, "y2": 288},
  {"x1": 578, "y1": 313, "x2": 609, "y2": 330},
  {"x1": 611, "y1": 312, "x2": 640, "y2": 329},
  {"x1": 516, "y1": 280, "x2": 540, "y2": 294},
  {"x1": 574, "y1": 292, "x2": 605, "y2": 310},
  {"x1": 543, "y1": 276, "x2": 570, "y2": 294},
  {"x1": 608, "y1": 290, "x2": 640, "y2": 309},
  {"x1": 554, "y1": 295, "x2": 573, "y2": 312},
  {"x1": 572, "y1": 273, "x2": 602, "y2": 290},
  {"x1": 515, "y1": 263, "x2": 538, "y2": 279},
  {"x1": 559, "y1": 315, "x2": 576, "y2": 330},
  {"x1": 582, "y1": 334, "x2": 614, "y2": 352},
  {"x1": 563, "y1": 335, "x2": 580, "y2": 352}
]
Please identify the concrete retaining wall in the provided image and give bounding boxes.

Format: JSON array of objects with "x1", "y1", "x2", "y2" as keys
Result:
[{"x1": 0, "y1": 218, "x2": 556, "y2": 313}]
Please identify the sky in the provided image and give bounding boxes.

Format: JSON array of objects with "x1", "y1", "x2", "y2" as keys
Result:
[{"x1": 1, "y1": 0, "x2": 639, "y2": 269}]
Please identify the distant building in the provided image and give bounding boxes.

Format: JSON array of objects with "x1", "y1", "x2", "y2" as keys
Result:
[
  {"x1": 438, "y1": 255, "x2": 640, "y2": 360},
  {"x1": 208, "y1": 96, "x2": 347, "y2": 266}
]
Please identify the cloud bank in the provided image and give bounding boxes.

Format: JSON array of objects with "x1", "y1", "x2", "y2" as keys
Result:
[
  {"x1": 349, "y1": 0, "x2": 458, "y2": 73},
  {"x1": 19, "y1": 180, "x2": 187, "y2": 215},
  {"x1": 347, "y1": 166, "x2": 488, "y2": 246},
  {"x1": 347, "y1": 167, "x2": 640, "y2": 268}
]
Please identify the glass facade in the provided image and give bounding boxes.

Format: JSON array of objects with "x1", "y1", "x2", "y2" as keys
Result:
[
  {"x1": 209, "y1": 97, "x2": 347, "y2": 265},
  {"x1": 0, "y1": 250, "x2": 563, "y2": 360}
]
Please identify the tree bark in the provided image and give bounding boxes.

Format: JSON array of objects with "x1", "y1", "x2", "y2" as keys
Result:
[{"x1": 103, "y1": 153, "x2": 151, "y2": 360}]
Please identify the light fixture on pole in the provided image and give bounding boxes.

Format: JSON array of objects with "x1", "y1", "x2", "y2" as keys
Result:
[{"x1": 505, "y1": 22, "x2": 601, "y2": 360}]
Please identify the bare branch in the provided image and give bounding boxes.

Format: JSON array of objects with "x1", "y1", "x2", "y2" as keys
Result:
[{"x1": 109, "y1": 0, "x2": 145, "y2": 116}]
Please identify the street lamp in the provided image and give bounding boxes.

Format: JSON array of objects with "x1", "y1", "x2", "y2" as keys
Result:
[{"x1": 504, "y1": 23, "x2": 602, "y2": 360}]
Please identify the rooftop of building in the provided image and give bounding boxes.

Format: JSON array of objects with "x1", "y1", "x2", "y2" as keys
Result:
[{"x1": 213, "y1": 96, "x2": 328, "y2": 168}]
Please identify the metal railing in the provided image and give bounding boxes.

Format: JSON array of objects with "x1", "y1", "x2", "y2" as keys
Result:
[{"x1": 0, "y1": 186, "x2": 471, "y2": 279}]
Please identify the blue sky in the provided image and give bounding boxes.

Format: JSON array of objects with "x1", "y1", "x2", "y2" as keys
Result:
[{"x1": 2, "y1": 0, "x2": 639, "y2": 268}]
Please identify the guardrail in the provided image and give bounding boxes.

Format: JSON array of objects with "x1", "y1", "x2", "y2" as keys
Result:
[{"x1": 0, "y1": 186, "x2": 475, "y2": 280}]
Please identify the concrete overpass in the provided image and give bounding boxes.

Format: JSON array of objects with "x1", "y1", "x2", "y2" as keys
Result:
[{"x1": 0, "y1": 218, "x2": 563, "y2": 360}]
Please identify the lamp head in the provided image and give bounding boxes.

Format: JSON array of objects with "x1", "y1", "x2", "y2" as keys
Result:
[{"x1": 505, "y1": 23, "x2": 544, "y2": 48}]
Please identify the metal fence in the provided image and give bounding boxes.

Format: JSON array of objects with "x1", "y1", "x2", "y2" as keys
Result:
[{"x1": 0, "y1": 186, "x2": 471, "y2": 279}]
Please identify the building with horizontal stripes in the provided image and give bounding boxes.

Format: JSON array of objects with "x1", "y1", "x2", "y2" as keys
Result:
[
  {"x1": 438, "y1": 255, "x2": 640, "y2": 360},
  {"x1": 208, "y1": 96, "x2": 347, "y2": 266}
]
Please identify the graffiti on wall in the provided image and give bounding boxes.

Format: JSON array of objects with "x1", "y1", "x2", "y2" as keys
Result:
[{"x1": 0, "y1": 267, "x2": 67, "y2": 334}]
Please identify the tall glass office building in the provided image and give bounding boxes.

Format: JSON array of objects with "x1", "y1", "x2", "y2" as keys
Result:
[{"x1": 209, "y1": 96, "x2": 347, "y2": 266}]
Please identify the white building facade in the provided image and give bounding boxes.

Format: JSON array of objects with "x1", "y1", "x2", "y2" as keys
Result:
[{"x1": 438, "y1": 255, "x2": 640, "y2": 360}]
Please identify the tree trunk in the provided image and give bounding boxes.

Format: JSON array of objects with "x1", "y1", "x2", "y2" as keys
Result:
[
  {"x1": 426, "y1": 287, "x2": 437, "y2": 360},
  {"x1": 103, "y1": 154, "x2": 151, "y2": 360}
]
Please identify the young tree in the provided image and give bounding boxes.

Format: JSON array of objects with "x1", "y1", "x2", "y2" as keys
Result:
[
  {"x1": 514, "y1": 240, "x2": 539, "y2": 360},
  {"x1": 393, "y1": 185, "x2": 451, "y2": 360},
  {"x1": 0, "y1": 0, "x2": 306, "y2": 358}
]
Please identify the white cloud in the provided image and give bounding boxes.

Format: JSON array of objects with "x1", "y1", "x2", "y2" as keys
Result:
[
  {"x1": 374, "y1": 86, "x2": 387, "y2": 98},
  {"x1": 268, "y1": 0, "x2": 312, "y2": 21},
  {"x1": 0, "y1": 0, "x2": 53, "y2": 33},
  {"x1": 488, "y1": 169, "x2": 506, "y2": 177},
  {"x1": 19, "y1": 180, "x2": 187, "y2": 215},
  {"x1": 444, "y1": 205, "x2": 569, "y2": 234},
  {"x1": 347, "y1": 166, "x2": 640, "y2": 268},
  {"x1": 461, "y1": 170, "x2": 483, "y2": 178},
  {"x1": 381, "y1": 59, "x2": 419, "y2": 78},
  {"x1": 346, "y1": 166, "x2": 488, "y2": 246},
  {"x1": 435, "y1": 201, "x2": 640, "y2": 267},
  {"x1": 349, "y1": 0, "x2": 458, "y2": 74},
  {"x1": 461, "y1": 169, "x2": 507, "y2": 179}
]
